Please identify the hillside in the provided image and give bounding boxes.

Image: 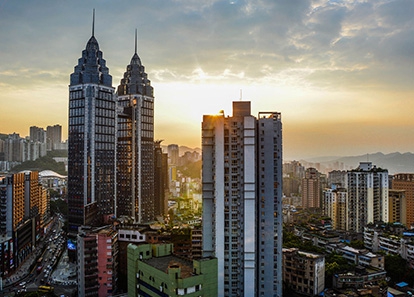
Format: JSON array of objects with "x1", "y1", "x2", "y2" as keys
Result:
[
  {"x1": 10, "y1": 153, "x2": 66, "y2": 175},
  {"x1": 301, "y1": 152, "x2": 414, "y2": 175}
]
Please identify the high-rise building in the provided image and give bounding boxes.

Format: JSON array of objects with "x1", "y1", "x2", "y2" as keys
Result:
[
  {"x1": 392, "y1": 173, "x2": 414, "y2": 227},
  {"x1": 77, "y1": 226, "x2": 119, "y2": 297},
  {"x1": 46, "y1": 124, "x2": 62, "y2": 151},
  {"x1": 388, "y1": 189, "x2": 406, "y2": 225},
  {"x1": 328, "y1": 170, "x2": 347, "y2": 188},
  {"x1": 282, "y1": 160, "x2": 304, "y2": 197},
  {"x1": 68, "y1": 12, "x2": 116, "y2": 234},
  {"x1": 346, "y1": 162, "x2": 389, "y2": 232},
  {"x1": 29, "y1": 126, "x2": 46, "y2": 143},
  {"x1": 323, "y1": 188, "x2": 347, "y2": 230},
  {"x1": 0, "y1": 171, "x2": 47, "y2": 235},
  {"x1": 116, "y1": 30, "x2": 155, "y2": 223},
  {"x1": 4, "y1": 133, "x2": 25, "y2": 162},
  {"x1": 0, "y1": 173, "x2": 25, "y2": 236},
  {"x1": 302, "y1": 167, "x2": 321, "y2": 209},
  {"x1": 202, "y1": 101, "x2": 283, "y2": 297},
  {"x1": 0, "y1": 171, "x2": 48, "y2": 276},
  {"x1": 167, "y1": 144, "x2": 179, "y2": 166},
  {"x1": 3, "y1": 132, "x2": 46, "y2": 162},
  {"x1": 154, "y1": 140, "x2": 169, "y2": 217}
]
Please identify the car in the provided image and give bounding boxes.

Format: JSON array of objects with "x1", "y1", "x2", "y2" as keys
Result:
[{"x1": 19, "y1": 282, "x2": 26, "y2": 286}]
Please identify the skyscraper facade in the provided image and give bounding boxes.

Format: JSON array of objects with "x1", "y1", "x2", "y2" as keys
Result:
[
  {"x1": 202, "y1": 101, "x2": 283, "y2": 297},
  {"x1": 346, "y1": 162, "x2": 388, "y2": 232},
  {"x1": 68, "y1": 16, "x2": 116, "y2": 234},
  {"x1": 323, "y1": 188, "x2": 347, "y2": 230},
  {"x1": 302, "y1": 167, "x2": 321, "y2": 209},
  {"x1": 167, "y1": 144, "x2": 179, "y2": 166},
  {"x1": 388, "y1": 189, "x2": 406, "y2": 225},
  {"x1": 116, "y1": 32, "x2": 155, "y2": 223},
  {"x1": 392, "y1": 173, "x2": 414, "y2": 227},
  {"x1": 154, "y1": 140, "x2": 169, "y2": 217},
  {"x1": 46, "y1": 124, "x2": 62, "y2": 151},
  {"x1": 0, "y1": 171, "x2": 49, "y2": 275},
  {"x1": 29, "y1": 126, "x2": 46, "y2": 143}
]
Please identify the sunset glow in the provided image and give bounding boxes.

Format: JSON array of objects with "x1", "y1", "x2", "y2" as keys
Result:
[{"x1": 0, "y1": 0, "x2": 413, "y2": 160}]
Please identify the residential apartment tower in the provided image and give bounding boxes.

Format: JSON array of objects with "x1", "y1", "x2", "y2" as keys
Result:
[{"x1": 202, "y1": 101, "x2": 283, "y2": 297}]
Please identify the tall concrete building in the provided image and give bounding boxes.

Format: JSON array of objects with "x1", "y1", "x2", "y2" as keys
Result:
[
  {"x1": 68, "y1": 12, "x2": 116, "y2": 234},
  {"x1": 154, "y1": 140, "x2": 169, "y2": 217},
  {"x1": 4, "y1": 133, "x2": 25, "y2": 162},
  {"x1": 116, "y1": 30, "x2": 155, "y2": 223},
  {"x1": 77, "y1": 226, "x2": 119, "y2": 297},
  {"x1": 323, "y1": 188, "x2": 347, "y2": 230},
  {"x1": 388, "y1": 189, "x2": 406, "y2": 225},
  {"x1": 0, "y1": 171, "x2": 49, "y2": 276},
  {"x1": 46, "y1": 124, "x2": 62, "y2": 151},
  {"x1": 302, "y1": 167, "x2": 321, "y2": 209},
  {"x1": 347, "y1": 162, "x2": 388, "y2": 233},
  {"x1": 328, "y1": 170, "x2": 347, "y2": 188},
  {"x1": 392, "y1": 173, "x2": 414, "y2": 227},
  {"x1": 202, "y1": 101, "x2": 283, "y2": 297},
  {"x1": 29, "y1": 126, "x2": 46, "y2": 143},
  {"x1": 282, "y1": 160, "x2": 304, "y2": 197},
  {"x1": 167, "y1": 144, "x2": 179, "y2": 166}
]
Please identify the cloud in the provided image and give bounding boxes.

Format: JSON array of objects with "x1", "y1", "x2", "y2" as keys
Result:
[
  {"x1": 0, "y1": 0, "x2": 413, "y2": 157},
  {"x1": 1, "y1": 0, "x2": 412, "y2": 91}
]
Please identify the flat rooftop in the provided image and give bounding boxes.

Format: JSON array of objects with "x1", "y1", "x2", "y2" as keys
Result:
[{"x1": 143, "y1": 255, "x2": 194, "y2": 278}]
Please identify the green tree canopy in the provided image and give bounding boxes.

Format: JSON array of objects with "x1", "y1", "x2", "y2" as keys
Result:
[{"x1": 11, "y1": 153, "x2": 66, "y2": 175}]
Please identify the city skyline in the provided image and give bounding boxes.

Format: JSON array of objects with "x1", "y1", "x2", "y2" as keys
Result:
[{"x1": 0, "y1": 0, "x2": 413, "y2": 160}]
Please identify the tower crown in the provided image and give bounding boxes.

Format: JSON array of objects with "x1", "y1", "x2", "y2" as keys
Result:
[
  {"x1": 86, "y1": 36, "x2": 99, "y2": 52},
  {"x1": 69, "y1": 10, "x2": 112, "y2": 87},
  {"x1": 117, "y1": 30, "x2": 153, "y2": 96},
  {"x1": 130, "y1": 53, "x2": 142, "y2": 66}
]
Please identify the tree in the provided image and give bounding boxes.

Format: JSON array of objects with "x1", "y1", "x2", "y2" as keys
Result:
[
  {"x1": 50, "y1": 199, "x2": 68, "y2": 216},
  {"x1": 11, "y1": 154, "x2": 66, "y2": 175},
  {"x1": 349, "y1": 240, "x2": 365, "y2": 249},
  {"x1": 385, "y1": 254, "x2": 408, "y2": 285}
]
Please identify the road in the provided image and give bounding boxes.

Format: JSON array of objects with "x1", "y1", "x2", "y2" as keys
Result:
[{"x1": 1, "y1": 214, "x2": 75, "y2": 296}]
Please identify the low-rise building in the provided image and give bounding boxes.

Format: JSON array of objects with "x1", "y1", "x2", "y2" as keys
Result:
[
  {"x1": 333, "y1": 265, "x2": 387, "y2": 294},
  {"x1": 364, "y1": 225, "x2": 414, "y2": 266},
  {"x1": 127, "y1": 243, "x2": 217, "y2": 297},
  {"x1": 294, "y1": 225, "x2": 341, "y2": 248},
  {"x1": 283, "y1": 248, "x2": 325, "y2": 297},
  {"x1": 325, "y1": 243, "x2": 385, "y2": 269}
]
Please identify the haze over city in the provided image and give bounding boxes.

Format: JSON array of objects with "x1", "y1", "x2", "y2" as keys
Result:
[{"x1": 0, "y1": 0, "x2": 413, "y2": 160}]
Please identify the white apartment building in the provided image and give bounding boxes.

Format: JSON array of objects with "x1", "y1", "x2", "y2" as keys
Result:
[
  {"x1": 347, "y1": 162, "x2": 388, "y2": 232},
  {"x1": 202, "y1": 101, "x2": 283, "y2": 297}
]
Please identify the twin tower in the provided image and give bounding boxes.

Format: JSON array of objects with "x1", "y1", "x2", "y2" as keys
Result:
[{"x1": 67, "y1": 13, "x2": 155, "y2": 234}]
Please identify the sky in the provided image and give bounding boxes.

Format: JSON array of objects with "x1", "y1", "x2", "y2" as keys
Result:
[{"x1": 0, "y1": 0, "x2": 413, "y2": 160}]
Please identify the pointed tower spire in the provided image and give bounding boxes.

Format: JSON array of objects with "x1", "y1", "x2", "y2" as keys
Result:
[
  {"x1": 92, "y1": 9, "x2": 95, "y2": 37},
  {"x1": 135, "y1": 28, "x2": 138, "y2": 54}
]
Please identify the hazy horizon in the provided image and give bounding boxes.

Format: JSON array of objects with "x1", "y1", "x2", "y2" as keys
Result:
[{"x1": 1, "y1": 0, "x2": 413, "y2": 161}]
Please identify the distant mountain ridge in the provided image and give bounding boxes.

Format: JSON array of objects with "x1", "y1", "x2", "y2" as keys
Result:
[
  {"x1": 301, "y1": 152, "x2": 414, "y2": 175},
  {"x1": 161, "y1": 145, "x2": 201, "y2": 156}
]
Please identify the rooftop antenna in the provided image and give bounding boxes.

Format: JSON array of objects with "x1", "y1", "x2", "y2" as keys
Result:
[
  {"x1": 92, "y1": 9, "x2": 95, "y2": 37},
  {"x1": 135, "y1": 28, "x2": 137, "y2": 54}
]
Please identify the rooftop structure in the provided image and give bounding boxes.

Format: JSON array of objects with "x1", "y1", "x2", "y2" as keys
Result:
[{"x1": 127, "y1": 243, "x2": 217, "y2": 297}]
